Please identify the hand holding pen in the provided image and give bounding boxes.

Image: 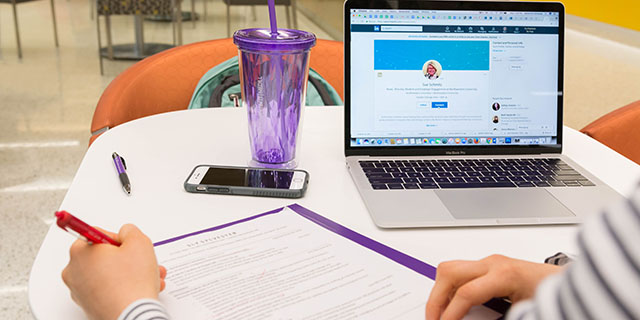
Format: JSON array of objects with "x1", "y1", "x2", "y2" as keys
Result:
[
  {"x1": 112, "y1": 152, "x2": 131, "y2": 195},
  {"x1": 57, "y1": 211, "x2": 167, "y2": 320}
]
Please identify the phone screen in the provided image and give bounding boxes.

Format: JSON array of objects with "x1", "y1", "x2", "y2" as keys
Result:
[{"x1": 200, "y1": 168, "x2": 295, "y2": 189}]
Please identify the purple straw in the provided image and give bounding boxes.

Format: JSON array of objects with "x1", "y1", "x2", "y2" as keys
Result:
[{"x1": 268, "y1": 0, "x2": 278, "y2": 37}]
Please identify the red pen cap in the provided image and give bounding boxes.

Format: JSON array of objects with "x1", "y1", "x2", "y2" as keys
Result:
[{"x1": 55, "y1": 211, "x2": 72, "y2": 229}]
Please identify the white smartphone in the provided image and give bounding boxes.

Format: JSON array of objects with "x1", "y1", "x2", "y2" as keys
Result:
[{"x1": 184, "y1": 165, "x2": 309, "y2": 198}]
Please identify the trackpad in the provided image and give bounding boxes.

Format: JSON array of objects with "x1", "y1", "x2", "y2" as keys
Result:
[{"x1": 435, "y1": 189, "x2": 575, "y2": 219}]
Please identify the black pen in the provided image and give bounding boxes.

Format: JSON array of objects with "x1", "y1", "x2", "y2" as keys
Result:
[{"x1": 112, "y1": 152, "x2": 131, "y2": 195}]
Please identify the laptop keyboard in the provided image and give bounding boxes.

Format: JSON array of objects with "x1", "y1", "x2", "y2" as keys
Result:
[{"x1": 359, "y1": 158, "x2": 595, "y2": 190}]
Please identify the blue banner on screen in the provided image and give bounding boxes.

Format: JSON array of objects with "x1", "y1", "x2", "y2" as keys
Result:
[{"x1": 374, "y1": 40, "x2": 490, "y2": 71}]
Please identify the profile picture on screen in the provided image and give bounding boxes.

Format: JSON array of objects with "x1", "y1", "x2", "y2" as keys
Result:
[
  {"x1": 493, "y1": 115, "x2": 500, "y2": 124},
  {"x1": 492, "y1": 102, "x2": 501, "y2": 111},
  {"x1": 422, "y1": 60, "x2": 442, "y2": 80}
]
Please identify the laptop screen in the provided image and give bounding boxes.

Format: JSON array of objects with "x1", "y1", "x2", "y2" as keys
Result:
[{"x1": 347, "y1": 4, "x2": 563, "y2": 151}]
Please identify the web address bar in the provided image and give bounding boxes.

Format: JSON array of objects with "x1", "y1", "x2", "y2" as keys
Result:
[{"x1": 381, "y1": 26, "x2": 423, "y2": 32}]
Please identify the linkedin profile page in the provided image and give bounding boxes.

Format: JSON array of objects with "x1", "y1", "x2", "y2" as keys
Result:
[{"x1": 350, "y1": 31, "x2": 560, "y2": 139}]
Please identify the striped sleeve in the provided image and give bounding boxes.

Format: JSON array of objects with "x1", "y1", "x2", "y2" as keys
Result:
[
  {"x1": 117, "y1": 299, "x2": 170, "y2": 320},
  {"x1": 507, "y1": 186, "x2": 640, "y2": 320}
]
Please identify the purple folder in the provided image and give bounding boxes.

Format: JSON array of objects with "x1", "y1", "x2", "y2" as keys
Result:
[{"x1": 154, "y1": 203, "x2": 509, "y2": 316}]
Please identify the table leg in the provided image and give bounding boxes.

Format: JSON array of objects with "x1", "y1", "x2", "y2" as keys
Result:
[
  {"x1": 291, "y1": 0, "x2": 298, "y2": 29},
  {"x1": 285, "y1": 4, "x2": 291, "y2": 28},
  {"x1": 134, "y1": 15, "x2": 144, "y2": 56},
  {"x1": 100, "y1": 14, "x2": 174, "y2": 60},
  {"x1": 105, "y1": 14, "x2": 114, "y2": 59}
]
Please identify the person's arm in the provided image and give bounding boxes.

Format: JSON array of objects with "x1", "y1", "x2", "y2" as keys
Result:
[
  {"x1": 61, "y1": 224, "x2": 169, "y2": 320},
  {"x1": 117, "y1": 299, "x2": 170, "y2": 320},
  {"x1": 506, "y1": 188, "x2": 640, "y2": 320},
  {"x1": 425, "y1": 187, "x2": 640, "y2": 320},
  {"x1": 425, "y1": 255, "x2": 563, "y2": 320}
]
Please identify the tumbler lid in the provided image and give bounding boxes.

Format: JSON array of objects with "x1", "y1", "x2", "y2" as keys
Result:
[{"x1": 233, "y1": 28, "x2": 316, "y2": 52}]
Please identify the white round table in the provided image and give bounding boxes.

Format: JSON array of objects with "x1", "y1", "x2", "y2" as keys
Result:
[{"x1": 28, "y1": 106, "x2": 640, "y2": 319}]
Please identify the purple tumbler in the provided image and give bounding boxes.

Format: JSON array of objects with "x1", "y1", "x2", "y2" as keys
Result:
[{"x1": 233, "y1": 28, "x2": 316, "y2": 168}]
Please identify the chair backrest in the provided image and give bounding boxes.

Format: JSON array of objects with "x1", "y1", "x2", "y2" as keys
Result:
[
  {"x1": 90, "y1": 38, "x2": 343, "y2": 145},
  {"x1": 309, "y1": 39, "x2": 343, "y2": 100},
  {"x1": 97, "y1": 0, "x2": 172, "y2": 15},
  {"x1": 223, "y1": 0, "x2": 291, "y2": 5},
  {"x1": 581, "y1": 100, "x2": 640, "y2": 165}
]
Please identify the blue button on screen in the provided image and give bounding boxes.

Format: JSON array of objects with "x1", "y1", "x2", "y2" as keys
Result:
[{"x1": 432, "y1": 102, "x2": 448, "y2": 108}]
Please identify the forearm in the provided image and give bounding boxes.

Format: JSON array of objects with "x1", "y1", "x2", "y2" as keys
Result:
[{"x1": 507, "y1": 188, "x2": 640, "y2": 319}]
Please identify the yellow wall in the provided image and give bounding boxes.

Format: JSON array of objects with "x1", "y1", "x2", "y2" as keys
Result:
[{"x1": 544, "y1": 0, "x2": 640, "y2": 31}]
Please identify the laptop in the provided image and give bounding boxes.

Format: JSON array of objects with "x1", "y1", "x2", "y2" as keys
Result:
[{"x1": 344, "y1": 0, "x2": 623, "y2": 228}]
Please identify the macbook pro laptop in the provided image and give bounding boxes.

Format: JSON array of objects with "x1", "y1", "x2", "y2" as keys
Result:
[{"x1": 344, "y1": 0, "x2": 623, "y2": 228}]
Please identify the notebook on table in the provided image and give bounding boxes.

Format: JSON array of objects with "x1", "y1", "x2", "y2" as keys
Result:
[{"x1": 343, "y1": 0, "x2": 623, "y2": 228}]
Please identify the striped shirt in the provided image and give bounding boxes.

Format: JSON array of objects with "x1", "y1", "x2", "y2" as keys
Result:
[
  {"x1": 117, "y1": 299, "x2": 170, "y2": 320},
  {"x1": 508, "y1": 186, "x2": 640, "y2": 319}
]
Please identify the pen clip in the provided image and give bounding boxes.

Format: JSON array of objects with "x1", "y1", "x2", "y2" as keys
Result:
[
  {"x1": 64, "y1": 227, "x2": 90, "y2": 243},
  {"x1": 112, "y1": 152, "x2": 127, "y2": 170}
]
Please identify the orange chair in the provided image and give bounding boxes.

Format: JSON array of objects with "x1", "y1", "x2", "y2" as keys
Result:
[
  {"x1": 90, "y1": 38, "x2": 344, "y2": 145},
  {"x1": 581, "y1": 100, "x2": 640, "y2": 165}
]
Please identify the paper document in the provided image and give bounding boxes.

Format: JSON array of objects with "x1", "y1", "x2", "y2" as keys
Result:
[{"x1": 154, "y1": 204, "x2": 502, "y2": 319}]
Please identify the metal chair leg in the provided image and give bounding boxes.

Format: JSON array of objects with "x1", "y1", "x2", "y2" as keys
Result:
[
  {"x1": 177, "y1": 0, "x2": 182, "y2": 45},
  {"x1": 171, "y1": 0, "x2": 176, "y2": 45},
  {"x1": 50, "y1": 0, "x2": 59, "y2": 47},
  {"x1": 226, "y1": 3, "x2": 230, "y2": 38},
  {"x1": 11, "y1": 0, "x2": 22, "y2": 58},
  {"x1": 202, "y1": 0, "x2": 206, "y2": 22},
  {"x1": 96, "y1": 12, "x2": 104, "y2": 74},
  {"x1": 90, "y1": 0, "x2": 94, "y2": 20},
  {"x1": 191, "y1": 0, "x2": 195, "y2": 27},
  {"x1": 291, "y1": 0, "x2": 297, "y2": 29},
  {"x1": 251, "y1": 5, "x2": 256, "y2": 21}
]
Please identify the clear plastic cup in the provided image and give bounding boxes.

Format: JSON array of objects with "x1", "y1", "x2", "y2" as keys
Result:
[{"x1": 233, "y1": 28, "x2": 316, "y2": 168}]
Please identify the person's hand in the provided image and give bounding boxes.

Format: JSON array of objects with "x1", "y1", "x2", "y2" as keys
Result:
[
  {"x1": 62, "y1": 224, "x2": 167, "y2": 320},
  {"x1": 425, "y1": 254, "x2": 563, "y2": 320}
]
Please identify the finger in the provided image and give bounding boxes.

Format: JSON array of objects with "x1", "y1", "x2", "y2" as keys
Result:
[
  {"x1": 441, "y1": 271, "x2": 513, "y2": 320},
  {"x1": 159, "y1": 266, "x2": 167, "y2": 279},
  {"x1": 61, "y1": 266, "x2": 71, "y2": 287},
  {"x1": 118, "y1": 224, "x2": 151, "y2": 245},
  {"x1": 69, "y1": 239, "x2": 89, "y2": 257},
  {"x1": 117, "y1": 223, "x2": 139, "y2": 241},
  {"x1": 69, "y1": 292, "x2": 79, "y2": 304},
  {"x1": 93, "y1": 226, "x2": 118, "y2": 239},
  {"x1": 426, "y1": 260, "x2": 487, "y2": 320}
]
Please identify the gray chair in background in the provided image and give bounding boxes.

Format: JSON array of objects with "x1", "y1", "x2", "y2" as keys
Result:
[
  {"x1": 96, "y1": 0, "x2": 183, "y2": 74},
  {"x1": 0, "y1": 0, "x2": 59, "y2": 58},
  {"x1": 222, "y1": 0, "x2": 297, "y2": 37}
]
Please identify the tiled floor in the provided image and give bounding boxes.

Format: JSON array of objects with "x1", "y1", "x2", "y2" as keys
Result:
[{"x1": 0, "y1": 1, "x2": 639, "y2": 318}]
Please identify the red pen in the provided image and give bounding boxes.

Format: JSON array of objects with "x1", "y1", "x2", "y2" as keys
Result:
[{"x1": 55, "y1": 211, "x2": 121, "y2": 246}]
